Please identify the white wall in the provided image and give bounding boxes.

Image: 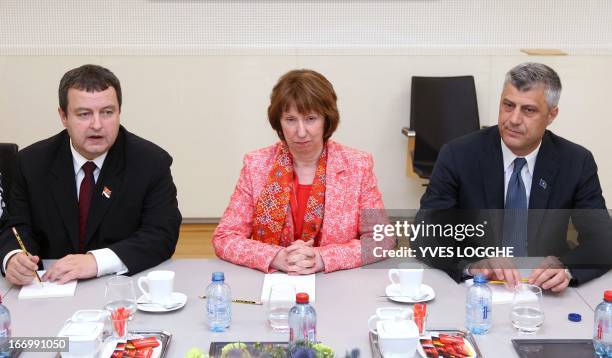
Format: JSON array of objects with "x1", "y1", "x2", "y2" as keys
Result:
[
  {"x1": 1, "y1": 1, "x2": 611, "y2": 53},
  {"x1": 1, "y1": 56, "x2": 611, "y2": 218}
]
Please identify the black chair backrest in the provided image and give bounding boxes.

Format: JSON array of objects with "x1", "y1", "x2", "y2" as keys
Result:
[
  {"x1": 0, "y1": 143, "x2": 19, "y2": 205},
  {"x1": 410, "y1": 76, "x2": 480, "y2": 178}
]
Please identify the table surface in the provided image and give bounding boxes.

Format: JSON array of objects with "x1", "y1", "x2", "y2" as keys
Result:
[
  {"x1": 2, "y1": 259, "x2": 607, "y2": 358},
  {"x1": 573, "y1": 270, "x2": 612, "y2": 310}
]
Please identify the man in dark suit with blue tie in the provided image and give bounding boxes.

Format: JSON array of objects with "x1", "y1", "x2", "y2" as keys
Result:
[
  {"x1": 0, "y1": 64, "x2": 182, "y2": 285},
  {"x1": 418, "y1": 63, "x2": 611, "y2": 292}
]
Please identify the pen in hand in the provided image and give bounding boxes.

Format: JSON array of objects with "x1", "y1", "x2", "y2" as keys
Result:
[{"x1": 11, "y1": 227, "x2": 43, "y2": 285}]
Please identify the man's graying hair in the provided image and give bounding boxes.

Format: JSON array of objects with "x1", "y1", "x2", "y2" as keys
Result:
[{"x1": 505, "y1": 63, "x2": 562, "y2": 108}]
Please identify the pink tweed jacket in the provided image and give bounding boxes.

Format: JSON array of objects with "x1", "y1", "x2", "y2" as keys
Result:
[{"x1": 213, "y1": 140, "x2": 389, "y2": 273}]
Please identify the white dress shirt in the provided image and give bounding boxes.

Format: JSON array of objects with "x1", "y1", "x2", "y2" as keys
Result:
[
  {"x1": 3, "y1": 142, "x2": 128, "y2": 277},
  {"x1": 464, "y1": 140, "x2": 541, "y2": 277},
  {"x1": 500, "y1": 139, "x2": 541, "y2": 206}
]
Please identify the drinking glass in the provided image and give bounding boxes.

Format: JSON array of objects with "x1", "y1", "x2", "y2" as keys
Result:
[
  {"x1": 111, "y1": 313, "x2": 129, "y2": 340},
  {"x1": 267, "y1": 283, "x2": 296, "y2": 332},
  {"x1": 510, "y1": 284, "x2": 544, "y2": 334},
  {"x1": 104, "y1": 276, "x2": 137, "y2": 320}
]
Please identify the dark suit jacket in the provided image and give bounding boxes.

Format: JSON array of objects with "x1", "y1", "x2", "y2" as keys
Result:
[
  {"x1": 0, "y1": 126, "x2": 182, "y2": 275},
  {"x1": 417, "y1": 126, "x2": 611, "y2": 285},
  {"x1": 0, "y1": 143, "x2": 18, "y2": 227}
]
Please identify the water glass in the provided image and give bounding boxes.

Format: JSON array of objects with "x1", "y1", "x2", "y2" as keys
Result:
[
  {"x1": 510, "y1": 284, "x2": 544, "y2": 334},
  {"x1": 104, "y1": 276, "x2": 137, "y2": 320},
  {"x1": 414, "y1": 311, "x2": 428, "y2": 336},
  {"x1": 267, "y1": 283, "x2": 296, "y2": 332},
  {"x1": 111, "y1": 315, "x2": 129, "y2": 340}
]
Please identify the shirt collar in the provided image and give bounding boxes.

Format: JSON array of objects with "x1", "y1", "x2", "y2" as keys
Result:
[
  {"x1": 500, "y1": 139, "x2": 540, "y2": 177},
  {"x1": 69, "y1": 140, "x2": 108, "y2": 175}
]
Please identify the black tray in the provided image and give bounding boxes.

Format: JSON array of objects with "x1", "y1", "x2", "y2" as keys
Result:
[{"x1": 512, "y1": 339, "x2": 595, "y2": 358}]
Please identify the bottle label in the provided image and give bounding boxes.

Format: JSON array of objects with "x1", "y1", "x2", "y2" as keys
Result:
[
  {"x1": 306, "y1": 329, "x2": 316, "y2": 342},
  {"x1": 482, "y1": 305, "x2": 489, "y2": 320},
  {"x1": 0, "y1": 329, "x2": 6, "y2": 338},
  {"x1": 597, "y1": 321, "x2": 602, "y2": 340}
]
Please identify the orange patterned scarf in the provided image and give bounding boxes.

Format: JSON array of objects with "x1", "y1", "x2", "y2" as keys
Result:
[{"x1": 252, "y1": 143, "x2": 327, "y2": 246}]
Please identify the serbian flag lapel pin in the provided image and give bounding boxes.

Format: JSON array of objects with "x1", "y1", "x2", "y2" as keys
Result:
[{"x1": 102, "y1": 186, "x2": 112, "y2": 199}]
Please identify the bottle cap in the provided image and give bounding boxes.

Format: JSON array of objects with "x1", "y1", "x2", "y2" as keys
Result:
[
  {"x1": 296, "y1": 292, "x2": 309, "y2": 304},
  {"x1": 568, "y1": 313, "x2": 581, "y2": 322},
  {"x1": 473, "y1": 274, "x2": 488, "y2": 284},
  {"x1": 604, "y1": 290, "x2": 612, "y2": 302},
  {"x1": 212, "y1": 272, "x2": 225, "y2": 282}
]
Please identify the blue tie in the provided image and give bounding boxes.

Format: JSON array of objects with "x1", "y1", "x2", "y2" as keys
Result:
[{"x1": 503, "y1": 157, "x2": 528, "y2": 256}]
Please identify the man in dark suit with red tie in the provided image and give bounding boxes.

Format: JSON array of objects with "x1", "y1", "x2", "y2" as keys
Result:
[
  {"x1": 417, "y1": 63, "x2": 611, "y2": 292},
  {"x1": 0, "y1": 64, "x2": 182, "y2": 285}
]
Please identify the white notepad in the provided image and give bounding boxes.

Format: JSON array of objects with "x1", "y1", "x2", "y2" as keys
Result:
[
  {"x1": 465, "y1": 278, "x2": 514, "y2": 304},
  {"x1": 261, "y1": 273, "x2": 316, "y2": 303},
  {"x1": 18, "y1": 271, "x2": 77, "y2": 299}
]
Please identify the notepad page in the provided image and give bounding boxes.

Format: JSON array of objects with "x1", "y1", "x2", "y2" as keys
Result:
[
  {"x1": 261, "y1": 273, "x2": 315, "y2": 303},
  {"x1": 18, "y1": 271, "x2": 77, "y2": 299},
  {"x1": 465, "y1": 279, "x2": 514, "y2": 304}
]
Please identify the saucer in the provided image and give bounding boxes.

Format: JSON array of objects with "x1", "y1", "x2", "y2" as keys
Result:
[
  {"x1": 137, "y1": 292, "x2": 187, "y2": 312},
  {"x1": 385, "y1": 284, "x2": 435, "y2": 303}
]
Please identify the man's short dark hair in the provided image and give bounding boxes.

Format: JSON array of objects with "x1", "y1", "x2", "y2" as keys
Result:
[{"x1": 58, "y1": 64, "x2": 122, "y2": 113}]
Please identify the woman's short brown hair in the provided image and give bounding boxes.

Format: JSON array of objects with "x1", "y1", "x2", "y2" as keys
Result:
[{"x1": 268, "y1": 69, "x2": 339, "y2": 141}]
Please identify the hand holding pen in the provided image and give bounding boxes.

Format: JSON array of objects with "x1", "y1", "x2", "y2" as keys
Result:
[{"x1": 5, "y1": 227, "x2": 42, "y2": 286}]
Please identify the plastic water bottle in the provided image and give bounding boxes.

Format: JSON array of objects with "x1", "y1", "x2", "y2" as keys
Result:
[
  {"x1": 593, "y1": 290, "x2": 612, "y2": 357},
  {"x1": 288, "y1": 292, "x2": 316, "y2": 344},
  {"x1": 0, "y1": 296, "x2": 10, "y2": 356},
  {"x1": 205, "y1": 272, "x2": 231, "y2": 332},
  {"x1": 465, "y1": 274, "x2": 492, "y2": 335}
]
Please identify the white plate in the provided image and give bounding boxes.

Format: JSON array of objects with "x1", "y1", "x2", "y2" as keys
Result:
[
  {"x1": 137, "y1": 292, "x2": 187, "y2": 313},
  {"x1": 385, "y1": 284, "x2": 435, "y2": 303}
]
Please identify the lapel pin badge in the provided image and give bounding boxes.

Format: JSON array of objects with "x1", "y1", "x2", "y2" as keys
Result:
[
  {"x1": 102, "y1": 186, "x2": 112, "y2": 199},
  {"x1": 539, "y1": 178, "x2": 547, "y2": 190}
]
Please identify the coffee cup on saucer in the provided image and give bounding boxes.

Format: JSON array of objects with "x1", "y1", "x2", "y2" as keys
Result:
[
  {"x1": 388, "y1": 267, "x2": 424, "y2": 298},
  {"x1": 137, "y1": 270, "x2": 175, "y2": 305}
]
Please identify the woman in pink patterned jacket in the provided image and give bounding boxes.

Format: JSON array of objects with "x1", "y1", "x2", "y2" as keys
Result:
[{"x1": 213, "y1": 69, "x2": 392, "y2": 274}]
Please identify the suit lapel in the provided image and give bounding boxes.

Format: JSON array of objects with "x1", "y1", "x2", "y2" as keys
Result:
[
  {"x1": 479, "y1": 128, "x2": 505, "y2": 243},
  {"x1": 528, "y1": 131, "x2": 560, "y2": 250},
  {"x1": 84, "y1": 128, "x2": 126, "y2": 249},
  {"x1": 480, "y1": 128, "x2": 505, "y2": 209},
  {"x1": 50, "y1": 133, "x2": 80, "y2": 253}
]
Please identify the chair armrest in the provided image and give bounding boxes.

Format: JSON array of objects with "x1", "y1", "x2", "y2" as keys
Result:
[{"x1": 401, "y1": 127, "x2": 416, "y2": 138}]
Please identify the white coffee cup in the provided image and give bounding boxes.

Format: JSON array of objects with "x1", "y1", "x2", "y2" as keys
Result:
[
  {"x1": 388, "y1": 268, "x2": 423, "y2": 297},
  {"x1": 368, "y1": 307, "x2": 419, "y2": 358},
  {"x1": 137, "y1": 270, "x2": 175, "y2": 304}
]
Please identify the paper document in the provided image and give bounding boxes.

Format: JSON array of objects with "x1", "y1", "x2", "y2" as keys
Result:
[
  {"x1": 465, "y1": 279, "x2": 514, "y2": 304},
  {"x1": 261, "y1": 273, "x2": 315, "y2": 302},
  {"x1": 18, "y1": 271, "x2": 77, "y2": 299}
]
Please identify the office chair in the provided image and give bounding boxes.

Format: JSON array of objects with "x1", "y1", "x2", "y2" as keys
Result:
[{"x1": 403, "y1": 76, "x2": 480, "y2": 179}]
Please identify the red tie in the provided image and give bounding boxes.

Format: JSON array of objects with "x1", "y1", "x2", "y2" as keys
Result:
[{"x1": 79, "y1": 161, "x2": 96, "y2": 253}]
